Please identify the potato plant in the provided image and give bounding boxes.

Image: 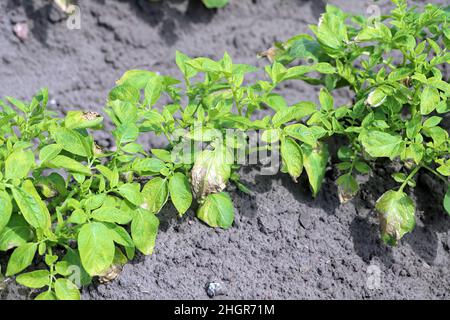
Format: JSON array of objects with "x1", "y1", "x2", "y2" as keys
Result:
[
  {"x1": 0, "y1": 48, "x2": 335, "y2": 299},
  {"x1": 0, "y1": 89, "x2": 165, "y2": 299},
  {"x1": 267, "y1": 0, "x2": 450, "y2": 244},
  {"x1": 1, "y1": 0, "x2": 448, "y2": 300}
]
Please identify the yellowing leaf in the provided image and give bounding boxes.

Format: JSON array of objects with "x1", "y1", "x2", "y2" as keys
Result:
[{"x1": 376, "y1": 190, "x2": 415, "y2": 245}]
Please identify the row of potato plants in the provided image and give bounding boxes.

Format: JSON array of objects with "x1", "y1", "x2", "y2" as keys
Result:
[{"x1": 0, "y1": 0, "x2": 449, "y2": 299}]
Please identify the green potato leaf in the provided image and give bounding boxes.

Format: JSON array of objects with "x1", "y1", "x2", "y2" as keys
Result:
[
  {"x1": 280, "y1": 136, "x2": 303, "y2": 182},
  {"x1": 0, "y1": 214, "x2": 34, "y2": 251},
  {"x1": 202, "y1": 0, "x2": 229, "y2": 9},
  {"x1": 272, "y1": 102, "x2": 317, "y2": 127},
  {"x1": 16, "y1": 270, "x2": 50, "y2": 289},
  {"x1": 169, "y1": 173, "x2": 193, "y2": 216},
  {"x1": 78, "y1": 222, "x2": 115, "y2": 276},
  {"x1": 0, "y1": 191, "x2": 12, "y2": 234},
  {"x1": 6, "y1": 242, "x2": 38, "y2": 276},
  {"x1": 92, "y1": 207, "x2": 132, "y2": 225},
  {"x1": 39, "y1": 144, "x2": 63, "y2": 164},
  {"x1": 54, "y1": 278, "x2": 81, "y2": 300},
  {"x1": 197, "y1": 192, "x2": 234, "y2": 229},
  {"x1": 420, "y1": 85, "x2": 440, "y2": 115},
  {"x1": 141, "y1": 178, "x2": 169, "y2": 214},
  {"x1": 12, "y1": 180, "x2": 51, "y2": 230},
  {"x1": 34, "y1": 291, "x2": 57, "y2": 300},
  {"x1": 62, "y1": 248, "x2": 92, "y2": 286},
  {"x1": 53, "y1": 127, "x2": 91, "y2": 158},
  {"x1": 284, "y1": 124, "x2": 327, "y2": 146},
  {"x1": 5, "y1": 148, "x2": 35, "y2": 181},
  {"x1": 302, "y1": 142, "x2": 329, "y2": 197},
  {"x1": 131, "y1": 208, "x2": 159, "y2": 255},
  {"x1": 444, "y1": 186, "x2": 450, "y2": 216},
  {"x1": 47, "y1": 155, "x2": 92, "y2": 175},
  {"x1": 359, "y1": 130, "x2": 403, "y2": 159},
  {"x1": 117, "y1": 183, "x2": 144, "y2": 206}
]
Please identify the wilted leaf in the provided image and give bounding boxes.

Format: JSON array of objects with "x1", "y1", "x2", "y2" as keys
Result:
[{"x1": 376, "y1": 190, "x2": 415, "y2": 245}]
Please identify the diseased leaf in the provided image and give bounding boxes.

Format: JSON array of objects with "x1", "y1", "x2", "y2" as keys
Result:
[
  {"x1": 376, "y1": 190, "x2": 415, "y2": 245},
  {"x1": 191, "y1": 147, "x2": 232, "y2": 200},
  {"x1": 336, "y1": 174, "x2": 359, "y2": 203},
  {"x1": 65, "y1": 111, "x2": 103, "y2": 130},
  {"x1": 141, "y1": 178, "x2": 168, "y2": 214}
]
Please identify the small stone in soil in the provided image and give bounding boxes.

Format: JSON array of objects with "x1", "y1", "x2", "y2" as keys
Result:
[
  {"x1": 13, "y1": 22, "x2": 28, "y2": 41},
  {"x1": 205, "y1": 282, "x2": 225, "y2": 298}
]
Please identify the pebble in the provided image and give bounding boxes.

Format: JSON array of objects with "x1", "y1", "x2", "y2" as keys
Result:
[
  {"x1": 299, "y1": 212, "x2": 314, "y2": 230},
  {"x1": 205, "y1": 282, "x2": 225, "y2": 298},
  {"x1": 13, "y1": 22, "x2": 28, "y2": 41}
]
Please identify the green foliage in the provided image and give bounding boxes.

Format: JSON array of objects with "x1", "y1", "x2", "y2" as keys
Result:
[
  {"x1": 0, "y1": 87, "x2": 165, "y2": 299},
  {"x1": 2, "y1": 0, "x2": 449, "y2": 300},
  {"x1": 202, "y1": 0, "x2": 229, "y2": 9},
  {"x1": 270, "y1": 0, "x2": 450, "y2": 243}
]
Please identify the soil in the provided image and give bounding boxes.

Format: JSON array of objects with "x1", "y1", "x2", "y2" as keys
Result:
[{"x1": 1, "y1": 0, "x2": 450, "y2": 300}]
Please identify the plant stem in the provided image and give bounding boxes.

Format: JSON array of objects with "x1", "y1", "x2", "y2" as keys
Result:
[
  {"x1": 398, "y1": 165, "x2": 421, "y2": 192},
  {"x1": 423, "y1": 164, "x2": 449, "y2": 185}
]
